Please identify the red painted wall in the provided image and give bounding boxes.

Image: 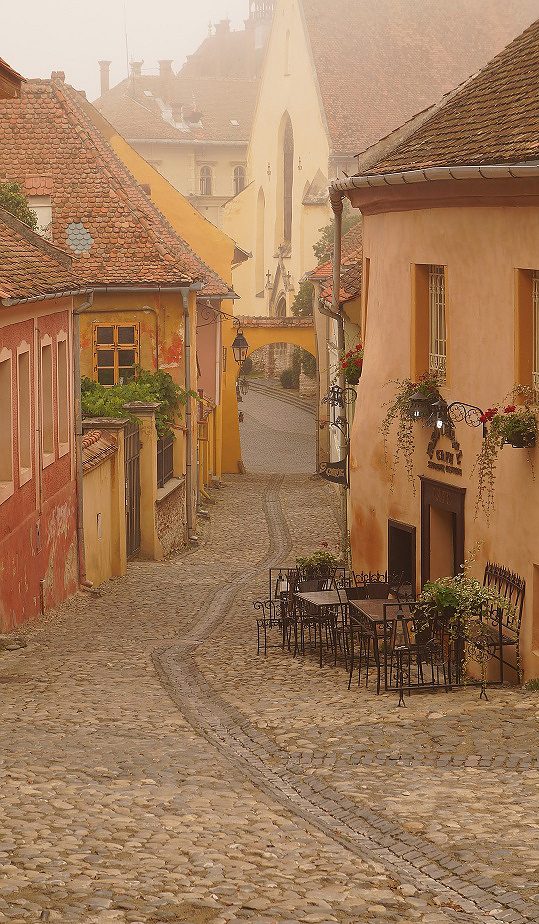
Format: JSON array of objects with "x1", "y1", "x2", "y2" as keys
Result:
[{"x1": 0, "y1": 302, "x2": 78, "y2": 630}]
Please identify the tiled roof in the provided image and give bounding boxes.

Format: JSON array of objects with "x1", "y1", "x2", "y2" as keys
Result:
[
  {"x1": 361, "y1": 18, "x2": 539, "y2": 174},
  {"x1": 0, "y1": 206, "x2": 79, "y2": 301},
  {"x1": 300, "y1": 0, "x2": 539, "y2": 155},
  {"x1": 95, "y1": 74, "x2": 258, "y2": 145},
  {"x1": 0, "y1": 78, "x2": 231, "y2": 295},
  {"x1": 0, "y1": 57, "x2": 23, "y2": 98},
  {"x1": 310, "y1": 222, "x2": 362, "y2": 304},
  {"x1": 82, "y1": 430, "x2": 117, "y2": 473},
  {"x1": 180, "y1": 22, "x2": 264, "y2": 79}
]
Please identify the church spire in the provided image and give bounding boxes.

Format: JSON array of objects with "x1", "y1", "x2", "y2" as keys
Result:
[{"x1": 249, "y1": 1, "x2": 275, "y2": 21}]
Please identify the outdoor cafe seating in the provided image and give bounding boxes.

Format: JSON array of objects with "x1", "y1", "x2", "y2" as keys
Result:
[{"x1": 254, "y1": 560, "x2": 526, "y2": 703}]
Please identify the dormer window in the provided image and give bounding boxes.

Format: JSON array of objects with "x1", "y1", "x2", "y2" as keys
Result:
[
  {"x1": 199, "y1": 165, "x2": 213, "y2": 196},
  {"x1": 233, "y1": 165, "x2": 246, "y2": 196},
  {"x1": 29, "y1": 195, "x2": 52, "y2": 240}
]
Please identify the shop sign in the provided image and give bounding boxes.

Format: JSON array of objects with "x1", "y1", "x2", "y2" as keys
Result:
[
  {"x1": 319, "y1": 457, "x2": 349, "y2": 487},
  {"x1": 427, "y1": 426, "x2": 463, "y2": 477}
]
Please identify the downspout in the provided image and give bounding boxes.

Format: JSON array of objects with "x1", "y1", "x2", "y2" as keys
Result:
[
  {"x1": 180, "y1": 284, "x2": 203, "y2": 540},
  {"x1": 73, "y1": 292, "x2": 95, "y2": 588},
  {"x1": 329, "y1": 187, "x2": 349, "y2": 563}
]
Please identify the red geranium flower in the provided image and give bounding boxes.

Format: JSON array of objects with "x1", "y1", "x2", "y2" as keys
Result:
[{"x1": 504, "y1": 405, "x2": 516, "y2": 414}]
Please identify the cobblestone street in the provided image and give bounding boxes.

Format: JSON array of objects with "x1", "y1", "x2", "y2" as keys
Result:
[
  {"x1": 1, "y1": 475, "x2": 538, "y2": 924},
  {"x1": 239, "y1": 388, "x2": 316, "y2": 474}
]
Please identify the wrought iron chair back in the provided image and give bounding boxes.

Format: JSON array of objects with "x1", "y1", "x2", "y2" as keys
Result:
[{"x1": 482, "y1": 562, "x2": 525, "y2": 637}]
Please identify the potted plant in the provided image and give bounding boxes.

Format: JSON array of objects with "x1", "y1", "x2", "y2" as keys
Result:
[
  {"x1": 475, "y1": 402, "x2": 537, "y2": 515},
  {"x1": 296, "y1": 549, "x2": 341, "y2": 580},
  {"x1": 381, "y1": 370, "x2": 444, "y2": 487},
  {"x1": 338, "y1": 343, "x2": 364, "y2": 386},
  {"x1": 418, "y1": 571, "x2": 512, "y2": 694}
]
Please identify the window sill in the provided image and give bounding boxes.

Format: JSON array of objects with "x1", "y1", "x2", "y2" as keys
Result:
[
  {"x1": 156, "y1": 476, "x2": 185, "y2": 504},
  {"x1": 0, "y1": 481, "x2": 14, "y2": 505},
  {"x1": 42, "y1": 451, "x2": 55, "y2": 469},
  {"x1": 58, "y1": 441, "x2": 70, "y2": 459},
  {"x1": 19, "y1": 467, "x2": 32, "y2": 488}
]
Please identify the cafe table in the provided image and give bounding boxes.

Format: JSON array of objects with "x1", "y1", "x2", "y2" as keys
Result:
[{"x1": 294, "y1": 589, "x2": 343, "y2": 667}]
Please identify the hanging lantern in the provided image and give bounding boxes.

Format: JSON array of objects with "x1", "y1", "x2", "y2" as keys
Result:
[{"x1": 232, "y1": 328, "x2": 249, "y2": 365}]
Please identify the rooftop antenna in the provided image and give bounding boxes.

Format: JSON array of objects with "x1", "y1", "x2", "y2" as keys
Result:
[{"x1": 123, "y1": 1, "x2": 130, "y2": 79}]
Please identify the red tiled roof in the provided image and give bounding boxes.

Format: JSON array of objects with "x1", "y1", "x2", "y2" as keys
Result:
[
  {"x1": 0, "y1": 79, "x2": 231, "y2": 295},
  {"x1": 95, "y1": 75, "x2": 258, "y2": 145},
  {"x1": 362, "y1": 18, "x2": 539, "y2": 174},
  {"x1": 300, "y1": 0, "x2": 539, "y2": 155},
  {"x1": 0, "y1": 57, "x2": 23, "y2": 98},
  {"x1": 0, "y1": 206, "x2": 80, "y2": 301},
  {"x1": 310, "y1": 222, "x2": 362, "y2": 304},
  {"x1": 82, "y1": 430, "x2": 117, "y2": 473}
]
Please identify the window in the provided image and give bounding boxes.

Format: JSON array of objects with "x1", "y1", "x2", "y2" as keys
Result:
[
  {"x1": 233, "y1": 165, "x2": 246, "y2": 196},
  {"x1": 41, "y1": 341, "x2": 54, "y2": 462},
  {"x1": 17, "y1": 346, "x2": 32, "y2": 483},
  {"x1": 93, "y1": 324, "x2": 138, "y2": 385},
  {"x1": 199, "y1": 165, "x2": 213, "y2": 196},
  {"x1": 284, "y1": 29, "x2": 291, "y2": 75},
  {"x1": 0, "y1": 352, "x2": 13, "y2": 499},
  {"x1": 57, "y1": 336, "x2": 69, "y2": 453},
  {"x1": 428, "y1": 265, "x2": 446, "y2": 379},
  {"x1": 29, "y1": 196, "x2": 52, "y2": 240}
]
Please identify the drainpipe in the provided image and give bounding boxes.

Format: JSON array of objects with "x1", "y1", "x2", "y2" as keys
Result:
[
  {"x1": 329, "y1": 187, "x2": 349, "y2": 563},
  {"x1": 73, "y1": 292, "x2": 95, "y2": 588},
  {"x1": 180, "y1": 284, "x2": 203, "y2": 540}
]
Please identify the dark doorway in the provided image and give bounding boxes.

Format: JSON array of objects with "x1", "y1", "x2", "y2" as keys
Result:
[
  {"x1": 388, "y1": 520, "x2": 416, "y2": 594},
  {"x1": 420, "y1": 477, "x2": 465, "y2": 587}
]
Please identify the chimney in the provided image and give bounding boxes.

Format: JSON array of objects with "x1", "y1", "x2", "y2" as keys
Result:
[
  {"x1": 99, "y1": 60, "x2": 111, "y2": 96},
  {"x1": 158, "y1": 60, "x2": 174, "y2": 79},
  {"x1": 130, "y1": 60, "x2": 143, "y2": 77},
  {"x1": 215, "y1": 19, "x2": 231, "y2": 35},
  {"x1": 51, "y1": 71, "x2": 65, "y2": 83}
]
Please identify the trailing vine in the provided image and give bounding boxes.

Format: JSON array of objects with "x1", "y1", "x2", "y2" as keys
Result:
[{"x1": 381, "y1": 371, "x2": 443, "y2": 488}]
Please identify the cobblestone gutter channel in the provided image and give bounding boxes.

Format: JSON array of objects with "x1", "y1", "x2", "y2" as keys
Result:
[{"x1": 154, "y1": 477, "x2": 532, "y2": 924}]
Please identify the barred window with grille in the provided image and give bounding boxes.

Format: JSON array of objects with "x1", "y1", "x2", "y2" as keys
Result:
[
  {"x1": 428, "y1": 264, "x2": 446, "y2": 380},
  {"x1": 533, "y1": 272, "x2": 539, "y2": 397}
]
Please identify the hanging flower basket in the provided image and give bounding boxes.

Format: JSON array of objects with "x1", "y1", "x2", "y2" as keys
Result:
[
  {"x1": 381, "y1": 370, "x2": 445, "y2": 488},
  {"x1": 339, "y1": 343, "x2": 363, "y2": 386},
  {"x1": 475, "y1": 403, "x2": 537, "y2": 516}
]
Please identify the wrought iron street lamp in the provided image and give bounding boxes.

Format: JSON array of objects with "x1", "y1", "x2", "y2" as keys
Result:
[{"x1": 232, "y1": 328, "x2": 249, "y2": 365}]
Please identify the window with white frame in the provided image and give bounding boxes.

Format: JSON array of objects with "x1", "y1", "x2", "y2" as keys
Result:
[
  {"x1": 57, "y1": 336, "x2": 69, "y2": 453},
  {"x1": 199, "y1": 165, "x2": 213, "y2": 196},
  {"x1": 233, "y1": 165, "x2": 246, "y2": 196},
  {"x1": 428, "y1": 264, "x2": 446, "y2": 380},
  {"x1": 29, "y1": 196, "x2": 52, "y2": 240},
  {"x1": 17, "y1": 346, "x2": 32, "y2": 484},
  {"x1": 41, "y1": 341, "x2": 54, "y2": 462},
  {"x1": 0, "y1": 352, "x2": 13, "y2": 497}
]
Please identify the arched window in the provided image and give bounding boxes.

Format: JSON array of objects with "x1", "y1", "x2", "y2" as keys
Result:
[
  {"x1": 276, "y1": 295, "x2": 287, "y2": 318},
  {"x1": 284, "y1": 30, "x2": 290, "y2": 75},
  {"x1": 283, "y1": 116, "x2": 294, "y2": 243},
  {"x1": 199, "y1": 165, "x2": 213, "y2": 196},
  {"x1": 233, "y1": 165, "x2": 246, "y2": 196}
]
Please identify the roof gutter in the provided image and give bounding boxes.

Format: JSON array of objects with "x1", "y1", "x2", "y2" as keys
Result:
[
  {"x1": 332, "y1": 162, "x2": 539, "y2": 192},
  {"x1": 2, "y1": 287, "x2": 92, "y2": 307}
]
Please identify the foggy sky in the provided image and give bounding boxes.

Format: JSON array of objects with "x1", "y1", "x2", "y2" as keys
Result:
[{"x1": 4, "y1": 0, "x2": 248, "y2": 100}]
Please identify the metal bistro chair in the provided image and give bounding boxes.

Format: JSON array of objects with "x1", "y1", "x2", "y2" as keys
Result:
[
  {"x1": 293, "y1": 578, "x2": 332, "y2": 659},
  {"x1": 394, "y1": 607, "x2": 452, "y2": 706},
  {"x1": 479, "y1": 562, "x2": 526, "y2": 684},
  {"x1": 254, "y1": 567, "x2": 297, "y2": 656}
]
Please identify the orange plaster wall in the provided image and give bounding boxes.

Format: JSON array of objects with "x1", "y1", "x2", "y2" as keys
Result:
[{"x1": 351, "y1": 201, "x2": 539, "y2": 679}]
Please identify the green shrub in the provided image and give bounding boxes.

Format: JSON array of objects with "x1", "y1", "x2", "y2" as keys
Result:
[
  {"x1": 280, "y1": 367, "x2": 299, "y2": 389},
  {"x1": 524, "y1": 678, "x2": 539, "y2": 692},
  {"x1": 81, "y1": 368, "x2": 196, "y2": 436},
  {"x1": 0, "y1": 182, "x2": 38, "y2": 231},
  {"x1": 240, "y1": 356, "x2": 253, "y2": 375}
]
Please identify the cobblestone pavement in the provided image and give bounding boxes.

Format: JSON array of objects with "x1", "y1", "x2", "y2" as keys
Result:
[
  {"x1": 239, "y1": 388, "x2": 316, "y2": 474},
  {"x1": 1, "y1": 475, "x2": 538, "y2": 924}
]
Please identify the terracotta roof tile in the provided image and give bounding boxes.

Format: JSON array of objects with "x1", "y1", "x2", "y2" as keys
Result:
[
  {"x1": 95, "y1": 75, "x2": 258, "y2": 145},
  {"x1": 300, "y1": 0, "x2": 539, "y2": 155},
  {"x1": 0, "y1": 79, "x2": 231, "y2": 295},
  {"x1": 82, "y1": 430, "x2": 117, "y2": 473},
  {"x1": 362, "y1": 18, "x2": 539, "y2": 174},
  {"x1": 0, "y1": 206, "x2": 80, "y2": 301},
  {"x1": 0, "y1": 57, "x2": 23, "y2": 98}
]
